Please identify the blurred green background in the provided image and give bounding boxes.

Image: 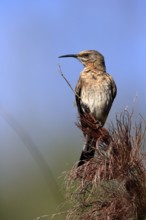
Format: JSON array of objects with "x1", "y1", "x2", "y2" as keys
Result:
[{"x1": 0, "y1": 1, "x2": 146, "y2": 219}]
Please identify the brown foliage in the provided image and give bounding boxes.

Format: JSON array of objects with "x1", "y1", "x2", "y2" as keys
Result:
[{"x1": 65, "y1": 111, "x2": 146, "y2": 220}]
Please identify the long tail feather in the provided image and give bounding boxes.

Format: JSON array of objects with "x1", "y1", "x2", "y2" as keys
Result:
[{"x1": 77, "y1": 137, "x2": 95, "y2": 167}]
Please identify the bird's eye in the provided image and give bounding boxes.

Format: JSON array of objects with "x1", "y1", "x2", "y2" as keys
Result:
[{"x1": 84, "y1": 54, "x2": 89, "y2": 57}]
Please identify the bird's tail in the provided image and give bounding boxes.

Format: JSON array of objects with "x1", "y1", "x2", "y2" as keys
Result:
[{"x1": 77, "y1": 136, "x2": 95, "y2": 167}]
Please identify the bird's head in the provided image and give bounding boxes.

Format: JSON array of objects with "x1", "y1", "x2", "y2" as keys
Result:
[{"x1": 59, "y1": 50, "x2": 106, "y2": 70}]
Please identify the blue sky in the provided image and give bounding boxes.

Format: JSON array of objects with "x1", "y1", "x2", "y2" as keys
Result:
[
  {"x1": 0, "y1": 1, "x2": 146, "y2": 219},
  {"x1": 0, "y1": 0, "x2": 146, "y2": 120}
]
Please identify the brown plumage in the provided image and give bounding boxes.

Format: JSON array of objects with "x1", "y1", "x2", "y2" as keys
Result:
[{"x1": 59, "y1": 50, "x2": 117, "y2": 166}]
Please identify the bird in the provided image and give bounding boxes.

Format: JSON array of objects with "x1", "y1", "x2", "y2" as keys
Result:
[{"x1": 59, "y1": 50, "x2": 117, "y2": 166}]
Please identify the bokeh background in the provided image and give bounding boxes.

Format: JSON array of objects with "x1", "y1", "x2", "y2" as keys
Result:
[{"x1": 0, "y1": 1, "x2": 146, "y2": 219}]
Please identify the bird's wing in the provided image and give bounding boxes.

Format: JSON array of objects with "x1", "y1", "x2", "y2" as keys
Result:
[
  {"x1": 108, "y1": 74, "x2": 117, "y2": 100},
  {"x1": 75, "y1": 77, "x2": 83, "y2": 115}
]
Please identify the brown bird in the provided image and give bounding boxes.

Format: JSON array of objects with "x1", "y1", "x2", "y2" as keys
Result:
[{"x1": 59, "y1": 50, "x2": 117, "y2": 166}]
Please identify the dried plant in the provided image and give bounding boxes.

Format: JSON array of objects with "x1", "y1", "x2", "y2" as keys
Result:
[{"x1": 65, "y1": 110, "x2": 146, "y2": 220}]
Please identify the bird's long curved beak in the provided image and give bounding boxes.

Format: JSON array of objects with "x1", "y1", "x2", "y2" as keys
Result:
[{"x1": 58, "y1": 54, "x2": 78, "y2": 58}]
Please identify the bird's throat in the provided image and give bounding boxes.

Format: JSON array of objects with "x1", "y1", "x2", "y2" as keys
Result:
[{"x1": 85, "y1": 61, "x2": 106, "y2": 72}]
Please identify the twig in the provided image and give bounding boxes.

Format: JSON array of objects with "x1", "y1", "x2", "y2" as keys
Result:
[{"x1": 58, "y1": 64, "x2": 80, "y2": 99}]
